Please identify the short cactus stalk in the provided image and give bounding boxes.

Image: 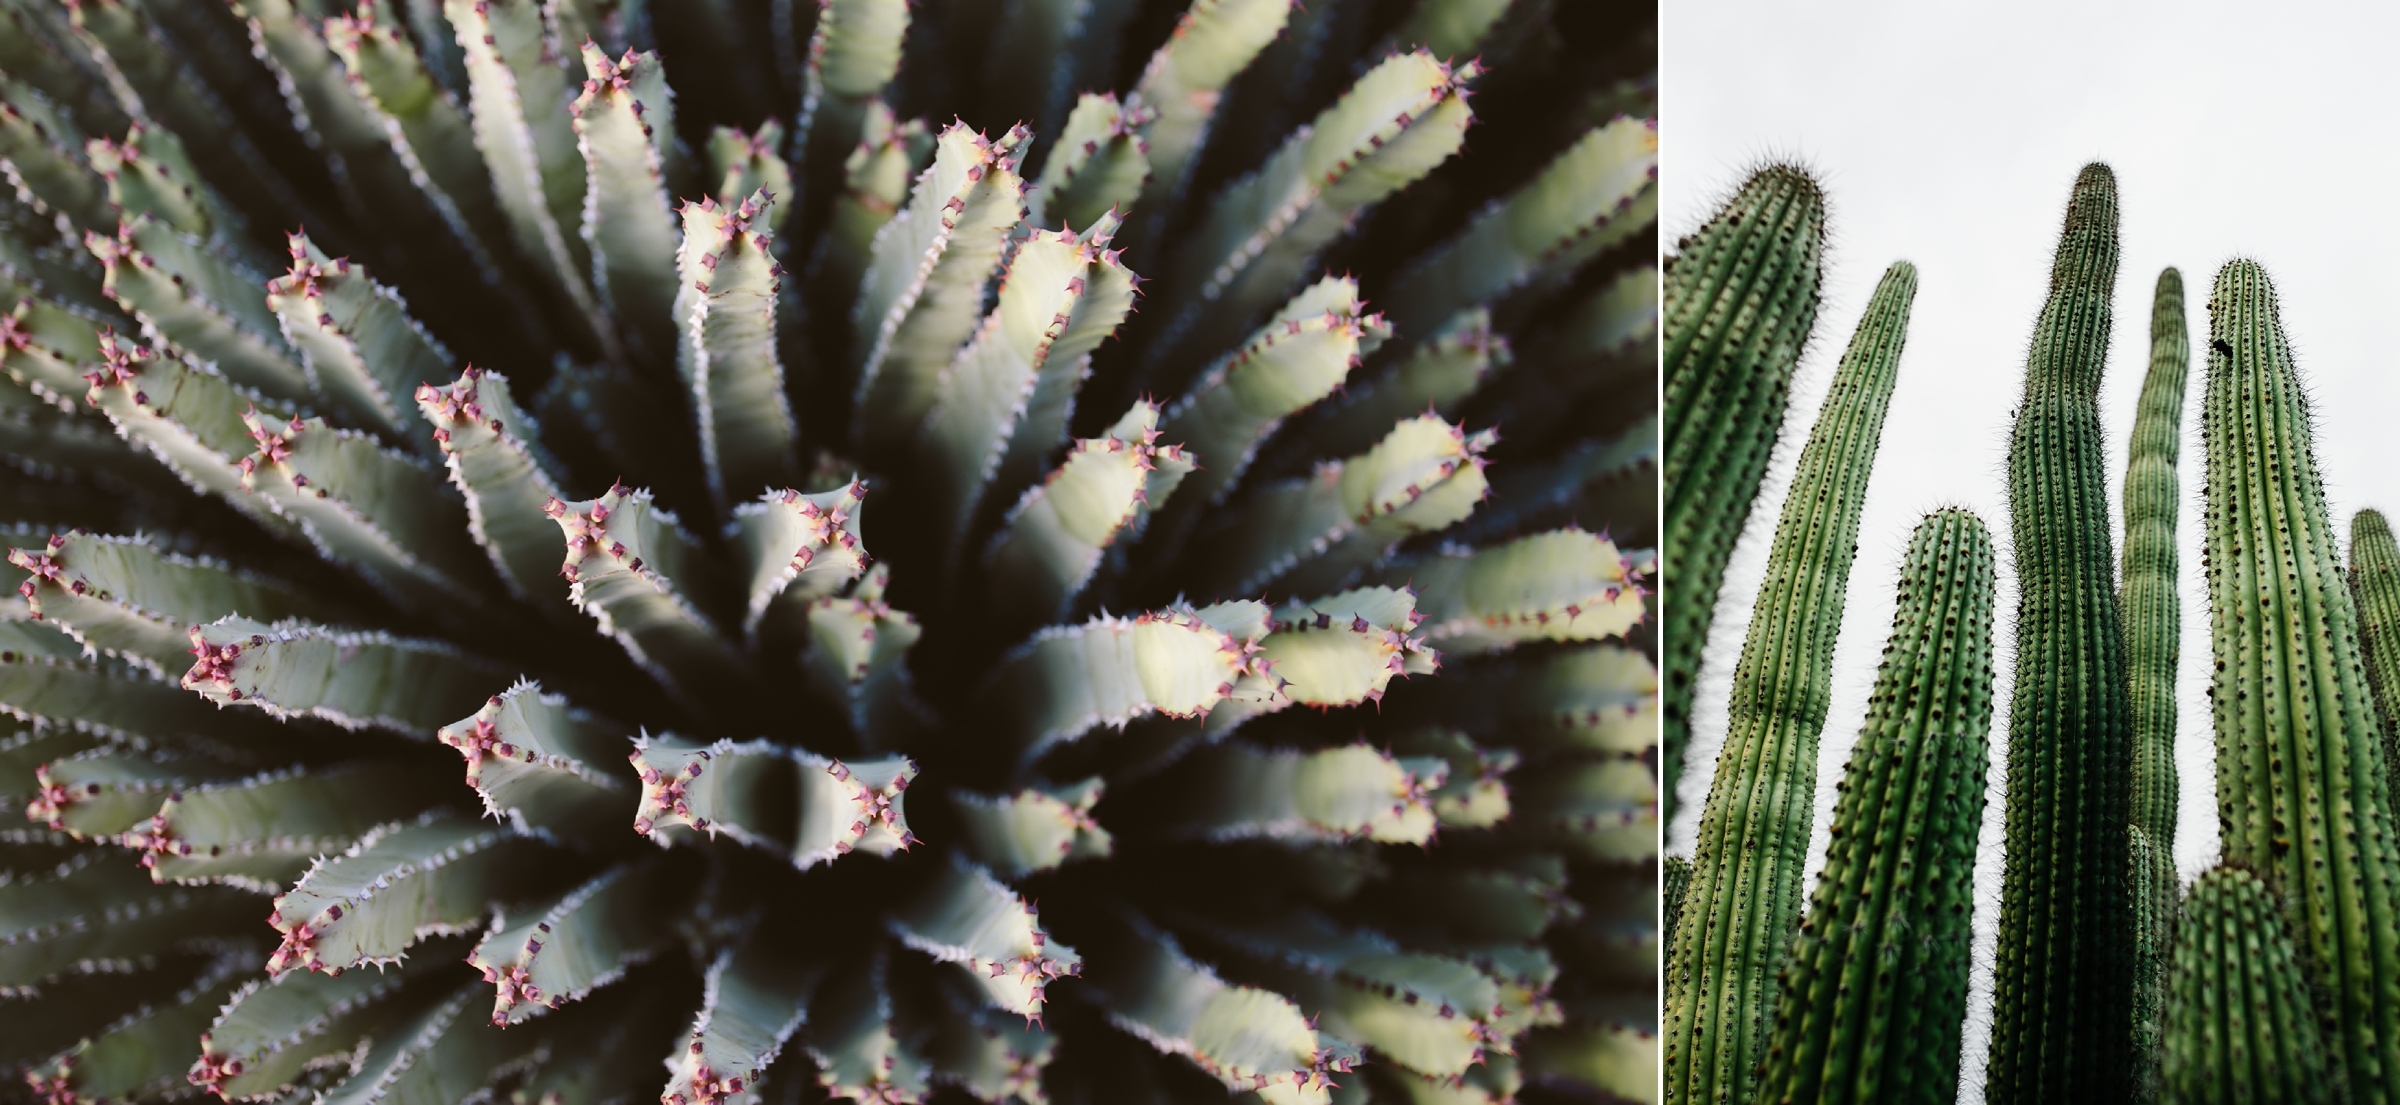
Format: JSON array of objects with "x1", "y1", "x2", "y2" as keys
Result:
[
  {"x1": 1986, "y1": 163, "x2": 2136, "y2": 1103},
  {"x1": 1660, "y1": 164, "x2": 1826, "y2": 825},
  {"x1": 2202, "y1": 258, "x2": 2400, "y2": 1101},
  {"x1": 2159, "y1": 866, "x2": 2341, "y2": 1104},
  {"x1": 1755, "y1": 507, "x2": 1995, "y2": 1105},
  {"x1": 2123, "y1": 265, "x2": 2191, "y2": 1098},
  {"x1": 2349, "y1": 508, "x2": 2400, "y2": 812},
  {"x1": 1663, "y1": 259, "x2": 1915, "y2": 1103}
]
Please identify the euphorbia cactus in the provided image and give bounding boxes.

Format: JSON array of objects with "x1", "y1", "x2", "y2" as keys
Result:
[
  {"x1": 2159, "y1": 866, "x2": 2340, "y2": 1104},
  {"x1": 0, "y1": 1, "x2": 1656, "y2": 1103},
  {"x1": 2203, "y1": 258, "x2": 2400, "y2": 1102}
]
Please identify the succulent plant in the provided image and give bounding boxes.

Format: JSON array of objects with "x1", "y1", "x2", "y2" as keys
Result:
[
  {"x1": 0, "y1": 0, "x2": 1658, "y2": 1103},
  {"x1": 1661, "y1": 256, "x2": 1911, "y2": 1104},
  {"x1": 2348, "y1": 507, "x2": 2400, "y2": 812},
  {"x1": 2158, "y1": 865, "x2": 2339, "y2": 1104}
]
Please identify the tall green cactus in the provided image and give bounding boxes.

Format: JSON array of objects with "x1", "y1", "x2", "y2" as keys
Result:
[
  {"x1": 0, "y1": 1, "x2": 1658, "y2": 1102},
  {"x1": 2158, "y1": 866, "x2": 2340, "y2": 1104},
  {"x1": 2348, "y1": 508, "x2": 2400, "y2": 812},
  {"x1": 1661, "y1": 164, "x2": 1825, "y2": 825},
  {"x1": 1755, "y1": 507, "x2": 1995, "y2": 1105},
  {"x1": 2202, "y1": 258, "x2": 2400, "y2": 1101},
  {"x1": 1986, "y1": 163, "x2": 2135, "y2": 1103},
  {"x1": 1663, "y1": 260, "x2": 1914, "y2": 1103},
  {"x1": 2122, "y1": 265, "x2": 2190, "y2": 1096}
]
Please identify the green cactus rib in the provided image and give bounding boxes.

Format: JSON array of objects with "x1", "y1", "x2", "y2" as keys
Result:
[
  {"x1": 1145, "y1": 740, "x2": 1447, "y2": 845},
  {"x1": 2122, "y1": 265, "x2": 2189, "y2": 1100},
  {"x1": 573, "y1": 44, "x2": 682, "y2": 371},
  {"x1": 320, "y1": 11, "x2": 517, "y2": 275},
  {"x1": 1664, "y1": 259, "x2": 1914, "y2": 1105},
  {"x1": 86, "y1": 216, "x2": 315, "y2": 405},
  {"x1": 1086, "y1": 917, "x2": 1362, "y2": 1105},
  {"x1": 1985, "y1": 163, "x2": 2136, "y2": 1103},
  {"x1": 1753, "y1": 507, "x2": 1993, "y2": 1105},
  {"x1": 0, "y1": 79, "x2": 108, "y2": 230},
  {"x1": 2159, "y1": 865, "x2": 2340, "y2": 1103},
  {"x1": 1277, "y1": 307, "x2": 1510, "y2": 473},
  {"x1": 122, "y1": 760, "x2": 457, "y2": 891},
  {"x1": 265, "y1": 812, "x2": 554, "y2": 977},
  {"x1": 545, "y1": 483, "x2": 750, "y2": 705},
  {"x1": 793, "y1": 0, "x2": 909, "y2": 213},
  {"x1": 729, "y1": 479, "x2": 870, "y2": 639},
  {"x1": 981, "y1": 400, "x2": 1194, "y2": 634},
  {"x1": 268, "y1": 231, "x2": 458, "y2": 445},
  {"x1": 664, "y1": 935, "x2": 817, "y2": 1105},
  {"x1": 2129, "y1": 823, "x2": 2172, "y2": 1105},
  {"x1": 629, "y1": 733, "x2": 921, "y2": 867},
  {"x1": 1385, "y1": 727, "x2": 1517, "y2": 830},
  {"x1": 803, "y1": 103, "x2": 922, "y2": 325},
  {"x1": 1364, "y1": 527, "x2": 1647, "y2": 657},
  {"x1": 464, "y1": 857, "x2": 678, "y2": 1026},
  {"x1": 0, "y1": 296, "x2": 112, "y2": 410},
  {"x1": 1659, "y1": 164, "x2": 1824, "y2": 826},
  {"x1": 2203, "y1": 257, "x2": 2400, "y2": 1098},
  {"x1": 1028, "y1": 92, "x2": 1153, "y2": 233},
  {"x1": 891, "y1": 855, "x2": 1085, "y2": 1017},
  {"x1": 0, "y1": 852, "x2": 259, "y2": 984},
  {"x1": 182, "y1": 616, "x2": 500, "y2": 734},
  {"x1": 236, "y1": 411, "x2": 496, "y2": 608},
  {"x1": 2350, "y1": 508, "x2": 2400, "y2": 813},
  {"x1": 675, "y1": 189, "x2": 800, "y2": 508},
  {"x1": 1120, "y1": 0, "x2": 1291, "y2": 250},
  {"x1": 435, "y1": 680, "x2": 633, "y2": 837},
  {"x1": 1663, "y1": 854, "x2": 1692, "y2": 947},
  {"x1": 187, "y1": 947, "x2": 457, "y2": 1101},
  {"x1": 22, "y1": 956, "x2": 249, "y2": 1105},
  {"x1": 25, "y1": 747, "x2": 249, "y2": 840},
  {"x1": 951, "y1": 777, "x2": 1113, "y2": 877},
  {"x1": 417, "y1": 366, "x2": 578, "y2": 618},
  {"x1": 796, "y1": 563, "x2": 936, "y2": 751},
  {"x1": 6, "y1": 529, "x2": 326, "y2": 677},
  {"x1": 805, "y1": 946, "x2": 934, "y2": 1102}
]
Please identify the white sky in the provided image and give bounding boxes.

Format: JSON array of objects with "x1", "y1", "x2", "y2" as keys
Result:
[{"x1": 1661, "y1": 2, "x2": 2400, "y2": 1097}]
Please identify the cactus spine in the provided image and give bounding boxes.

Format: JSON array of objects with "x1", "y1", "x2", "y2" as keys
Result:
[
  {"x1": 1663, "y1": 260, "x2": 1914, "y2": 1103},
  {"x1": 2123, "y1": 265, "x2": 2190, "y2": 1097},
  {"x1": 2202, "y1": 258, "x2": 2400, "y2": 1100},
  {"x1": 1755, "y1": 507, "x2": 1995, "y2": 1105},
  {"x1": 2348, "y1": 507, "x2": 2400, "y2": 811},
  {"x1": 2158, "y1": 866, "x2": 2339, "y2": 1104},
  {"x1": 1986, "y1": 163, "x2": 2135, "y2": 1102},
  {"x1": 1660, "y1": 165, "x2": 1825, "y2": 823}
]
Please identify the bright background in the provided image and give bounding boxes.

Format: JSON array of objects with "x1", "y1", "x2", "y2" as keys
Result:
[{"x1": 1661, "y1": 2, "x2": 2400, "y2": 1097}]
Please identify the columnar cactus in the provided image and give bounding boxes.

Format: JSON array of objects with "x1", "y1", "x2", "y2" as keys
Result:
[
  {"x1": 2202, "y1": 258, "x2": 2400, "y2": 1101},
  {"x1": 1755, "y1": 507, "x2": 1995, "y2": 1105},
  {"x1": 0, "y1": 1, "x2": 1658, "y2": 1102},
  {"x1": 1660, "y1": 164, "x2": 1826, "y2": 823},
  {"x1": 2158, "y1": 866, "x2": 2340, "y2": 1104},
  {"x1": 2123, "y1": 265, "x2": 2190, "y2": 1096},
  {"x1": 1663, "y1": 260, "x2": 1915, "y2": 1103},
  {"x1": 2348, "y1": 508, "x2": 2400, "y2": 811},
  {"x1": 1986, "y1": 163, "x2": 2135, "y2": 1103}
]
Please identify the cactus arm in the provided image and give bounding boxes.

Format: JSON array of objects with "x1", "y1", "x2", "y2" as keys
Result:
[
  {"x1": 983, "y1": 0, "x2": 1137, "y2": 141},
  {"x1": 1281, "y1": 307, "x2": 1506, "y2": 469},
  {"x1": 545, "y1": 483, "x2": 749, "y2": 702},
  {"x1": 78, "y1": 335, "x2": 303, "y2": 535},
  {"x1": 1253, "y1": 587, "x2": 1430, "y2": 709},
  {"x1": 123, "y1": 761, "x2": 454, "y2": 889},
  {"x1": 2158, "y1": 866, "x2": 2339, "y2": 1103},
  {"x1": 1389, "y1": 0, "x2": 1513, "y2": 56},
  {"x1": 951, "y1": 776, "x2": 1111, "y2": 876},
  {"x1": 1150, "y1": 741, "x2": 1445, "y2": 844},
  {"x1": 182, "y1": 616, "x2": 500, "y2": 734},
  {"x1": 25, "y1": 747, "x2": 249, "y2": 839},
  {"x1": 1505, "y1": 755, "x2": 1651, "y2": 863},
  {"x1": 804, "y1": 102, "x2": 919, "y2": 323},
  {"x1": 1, "y1": 653, "x2": 259, "y2": 743},
  {"x1": 675, "y1": 190, "x2": 800, "y2": 505},
  {"x1": 268, "y1": 232, "x2": 457, "y2": 445},
  {"x1": 236, "y1": 412, "x2": 492, "y2": 605},
  {"x1": 573, "y1": 44, "x2": 680, "y2": 369},
  {"x1": 728, "y1": 479, "x2": 869, "y2": 640},
  {"x1": 0, "y1": 727, "x2": 107, "y2": 807},
  {"x1": 665, "y1": 939, "x2": 819, "y2": 1105},
  {"x1": 6, "y1": 529, "x2": 325, "y2": 676},
  {"x1": 980, "y1": 603, "x2": 1258, "y2": 762},
  {"x1": 2204, "y1": 258, "x2": 2400, "y2": 1097},
  {"x1": 0, "y1": 81, "x2": 109, "y2": 230},
  {"x1": 1660, "y1": 166, "x2": 1824, "y2": 826},
  {"x1": 1755, "y1": 508, "x2": 1993, "y2": 1105},
  {"x1": 627, "y1": 733, "x2": 792, "y2": 851},
  {"x1": 1438, "y1": 639, "x2": 1640, "y2": 758},
  {"x1": 1369, "y1": 528, "x2": 1645, "y2": 657},
  {"x1": 317, "y1": 979, "x2": 551, "y2": 1105},
  {"x1": 794, "y1": 0, "x2": 910, "y2": 204},
  {"x1": 1461, "y1": 413, "x2": 1654, "y2": 547},
  {"x1": 321, "y1": 12, "x2": 516, "y2": 269},
  {"x1": 1382, "y1": 117, "x2": 1657, "y2": 336},
  {"x1": 851, "y1": 122, "x2": 1029, "y2": 454},
  {"x1": 794, "y1": 568, "x2": 931, "y2": 750},
  {"x1": 990, "y1": 228, "x2": 1141, "y2": 497},
  {"x1": 466, "y1": 857, "x2": 676, "y2": 1025},
  {"x1": 266, "y1": 812, "x2": 554, "y2": 977},
  {"x1": 2353, "y1": 508, "x2": 2400, "y2": 810},
  {"x1": 793, "y1": 752, "x2": 918, "y2": 863},
  {"x1": 26, "y1": 958, "x2": 249, "y2": 1105},
  {"x1": 1027, "y1": 92, "x2": 1152, "y2": 231},
  {"x1": 1, "y1": 297, "x2": 111, "y2": 409},
  {"x1": 436, "y1": 680, "x2": 631, "y2": 835},
  {"x1": 415, "y1": 367, "x2": 577, "y2": 616},
  {"x1": 86, "y1": 217, "x2": 313, "y2": 404},
  {"x1": 890, "y1": 856, "x2": 1082, "y2": 1017},
  {"x1": 1461, "y1": 262, "x2": 1657, "y2": 457},
  {"x1": 79, "y1": 124, "x2": 247, "y2": 253},
  {"x1": 1662, "y1": 855, "x2": 1692, "y2": 949},
  {"x1": 1382, "y1": 728, "x2": 1513, "y2": 829},
  {"x1": 1088, "y1": 921, "x2": 1357, "y2": 1105},
  {"x1": 0, "y1": 854, "x2": 258, "y2": 986},
  {"x1": 191, "y1": 951, "x2": 450, "y2": 1101},
  {"x1": 804, "y1": 949, "x2": 933, "y2": 1104},
  {"x1": 982, "y1": 400, "x2": 1192, "y2": 633},
  {"x1": 707, "y1": 121, "x2": 793, "y2": 231},
  {"x1": 919, "y1": 979, "x2": 1055, "y2": 1102},
  {"x1": 1122, "y1": 0, "x2": 1294, "y2": 248}
]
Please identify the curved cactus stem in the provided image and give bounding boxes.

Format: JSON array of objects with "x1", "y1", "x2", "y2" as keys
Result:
[
  {"x1": 267, "y1": 812, "x2": 556, "y2": 977},
  {"x1": 2203, "y1": 258, "x2": 2400, "y2": 1099},
  {"x1": 2159, "y1": 866, "x2": 2339, "y2": 1103},
  {"x1": 1755, "y1": 507, "x2": 1994, "y2": 1105},
  {"x1": 1364, "y1": 854, "x2": 1567, "y2": 946},
  {"x1": 952, "y1": 776, "x2": 1112, "y2": 877},
  {"x1": 730, "y1": 479, "x2": 870, "y2": 640},
  {"x1": 664, "y1": 936, "x2": 820, "y2": 1105},
  {"x1": 1279, "y1": 307, "x2": 1507, "y2": 472},
  {"x1": 1365, "y1": 528, "x2": 1644, "y2": 657},
  {"x1": 1382, "y1": 729, "x2": 1515, "y2": 831},
  {"x1": 545, "y1": 483, "x2": 750, "y2": 705},
  {"x1": 573, "y1": 44, "x2": 681, "y2": 370},
  {"x1": 0, "y1": 854, "x2": 258, "y2": 987},
  {"x1": 1149, "y1": 740, "x2": 1445, "y2": 844},
  {"x1": 436, "y1": 680, "x2": 631, "y2": 836},
  {"x1": 1254, "y1": 586, "x2": 1431, "y2": 709},
  {"x1": 1029, "y1": 93, "x2": 1152, "y2": 232},
  {"x1": 0, "y1": 80, "x2": 108, "y2": 231},
  {"x1": 268, "y1": 231, "x2": 456, "y2": 446},
  {"x1": 416, "y1": 367, "x2": 578, "y2": 617},
  {"x1": 1663, "y1": 260, "x2": 1911, "y2": 1104},
  {"x1": 1463, "y1": 260, "x2": 1659, "y2": 458},
  {"x1": 79, "y1": 124, "x2": 246, "y2": 255},
  {"x1": 465, "y1": 856, "x2": 677, "y2": 1026},
  {"x1": 1086, "y1": 916, "x2": 1358, "y2": 1105},
  {"x1": 990, "y1": 226, "x2": 1141, "y2": 500},
  {"x1": 181, "y1": 616, "x2": 501, "y2": 734},
  {"x1": 26, "y1": 746, "x2": 249, "y2": 839},
  {"x1": 676, "y1": 189, "x2": 800, "y2": 507},
  {"x1": 794, "y1": 0, "x2": 910, "y2": 215},
  {"x1": 235, "y1": 412, "x2": 492, "y2": 608},
  {"x1": 793, "y1": 751, "x2": 917, "y2": 863},
  {"x1": 804, "y1": 946, "x2": 933, "y2": 1104},
  {"x1": 985, "y1": 0, "x2": 1140, "y2": 143},
  {"x1": 804, "y1": 102, "x2": 924, "y2": 327},
  {"x1": 1460, "y1": 412, "x2": 1654, "y2": 548},
  {"x1": 86, "y1": 216, "x2": 313, "y2": 405},
  {"x1": 1, "y1": 652, "x2": 265, "y2": 743},
  {"x1": 982, "y1": 601, "x2": 1261, "y2": 764},
  {"x1": 981, "y1": 400, "x2": 1193, "y2": 635},
  {"x1": 1505, "y1": 755, "x2": 1651, "y2": 863},
  {"x1": 1120, "y1": 0, "x2": 1292, "y2": 253},
  {"x1": 1, "y1": 297, "x2": 111, "y2": 409},
  {"x1": 6, "y1": 529, "x2": 326, "y2": 677},
  {"x1": 23, "y1": 956, "x2": 247, "y2": 1105},
  {"x1": 706, "y1": 121, "x2": 793, "y2": 232},
  {"x1": 1517, "y1": 1016, "x2": 1653, "y2": 1105},
  {"x1": 318, "y1": 978, "x2": 550, "y2": 1105},
  {"x1": 1660, "y1": 165, "x2": 1824, "y2": 826},
  {"x1": 123, "y1": 760, "x2": 454, "y2": 890},
  {"x1": 2351, "y1": 508, "x2": 2400, "y2": 814},
  {"x1": 796, "y1": 565, "x2": 933, "y2": 751},
  {"x1": 321, "y1": 11, "x2": 517, "y2": 278},
  {"x1": 891, "y1": 855, "x2": 1082, "y2": 1018},
  {"x1": 917, "y1": 970, "x2": 1057, "y2": 1101},
  {"x1": 192, "y1": 945, "x2": 455, "y2": 1101},
  {"x1": 630, "y1": 733, "x2": 919, "y2": 868}
]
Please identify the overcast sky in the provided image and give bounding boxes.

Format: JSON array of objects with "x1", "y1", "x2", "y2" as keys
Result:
[{"x1": 1661, "y1": 2, "x2": 2400, "y2": 1097}]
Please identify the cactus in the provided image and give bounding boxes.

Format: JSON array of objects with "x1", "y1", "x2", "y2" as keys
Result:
[
  {"x1": 1663, "y1": 259, "x2": 1914, "y2": 1103},
  {"x1": 2349, "y1": 508, "x2": 2400, "y2": 812},
  {"x1": 2158, "y1": 866, "x2": 2339, "y2": 1104},
  {"x1": 0, "y1": 2, "x2": 1655, "y2": 1103},
  {"x1": 2123, "y1": 266, "x2": 2189, "y2": 1097},
  {"x1": 2202, "y1": 258, "x2": 2400, "y2": 1100},
  {"x1": 1754, "y1": 508, "x2": 1995, "y2": 1105},
  {"x1": 1660, "y1": 164, "x2": 1826, "y2": 824}
]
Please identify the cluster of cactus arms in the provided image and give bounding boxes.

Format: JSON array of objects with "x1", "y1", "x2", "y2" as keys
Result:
[{"x1": 0, "y1": 0, "x2": 1659, "y2": 1102}]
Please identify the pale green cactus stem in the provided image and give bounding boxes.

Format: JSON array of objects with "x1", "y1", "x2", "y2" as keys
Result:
[
  {"x1": 664, "y1": 936, "x2": 818, "y2": 1105},
  {"x1": 1084, "y1": 917, "x2": 1362, "y2": 1105},
  {"x1": 0, "y1": 296, "x2": 111, "y2": 408},
  {"x1": 805, "y1": 947, "x2": 933, "y2": 1102},
  {"x1": 0, "y1": 78, "x2": 108, "y2": 230},
  {"x1": 416, "y1": 366, "x2": 578, "y2": 618},
  {"x1": 6, "y1": 528, "x2": 327, "y2": 677},
  {"x1": 19, "y1": 958, "x2": 249, "y2": 1105},
  {"x1": 1119, "y1": 0, "x2": 1294, "y2": 257},
  {"x1": 268, "y1": 231, "x2": 458, "y2": 446},
  {"x1": 797, "y1": 564, "x2": 936, "y2": 751},
  {"x1": 574, "y1": 43, "x2": 683, "y2": 371},
  {"x1": 793, "y1": 0, "x2": 909, "y2": 229},
  {"x1": 263, "y1": 812, "x2": 554, "y2": 977},
  {"x1": 950, "y1": 777, "x2": 1112, "y2": 877},
  {"x1": 463, "y1": 857, "x2": 679, "y2": 1025},
  {"x1": 24, "y1": 747, "x2": 248, "y2": 841},
  {"x1": 435, "y1": 680, "x2": 635, "y2": 838},
  {"x1": 78, "y1": 332, "x2": 302, "y2": 537},
  {"x1": 2349, "y1": 508, "x2": 2400, "y2": 812},
  {"x1": 728, "y1": 478, "x2": 870, "y2": 641},
  {"x1": 1275, "y1": 306, "x2": 1509, "y2": 472},
  {"x1": 181, "y1": 615, "x2": 500, "y2": 733},
  {"x1": 674, "y1": 188, "x2": 801, "y2": 507},
  {"x1": 706, "y1": 121, "x2": 794, "y2": 234},
  {"x1": 86, "y1": 214, "x2": 314, "y2": 404},
  {"x1": 1366, "y1": 528, "x2": 1647, "y2": 657},
  {"x1": 984, "y1": 0, "x2": 1142, "y2": 142},
  {"x1": 186, "y1": 944, "x2": 460, "y2": 1099},
  {"x1": 802, "y1": 102, "x2": 924, "y2": 329},
  {"x1": 628, "y1": 732, "x2": 920, "y2": 865},
  {"x1": 1146, "y1": 740, "x2": 1447, "y2": 844},
  {"x1": 980, "y1": 400, "x2": 1193, "y2": 636},
  {"x1": 892, "y1": 856, "x2": 1084, "y2": 1017},
  {"x1": 1026, "y1": 92, "x2": 1152, "y2": 232},
  {"x1": 543, "y1": 482, "x2": 751, "y2": 708},
  {"x1": 0, "y1": 854, "x2": 257, "y2": 983},
  {"x1": 120, "y1": 760, "x2": 457, "y2": 890}
]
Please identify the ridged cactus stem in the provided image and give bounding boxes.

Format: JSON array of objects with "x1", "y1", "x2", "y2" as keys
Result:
[
  {"x1": 1985, "y1": 163, "x2": 2135, "y2": 1103},
  {"x1": 1663, "y1": 260, "x2": 1915, "y2": 1104},
  {"x1": 1660, "y1": 164, "x2": 1825, "y2": 825},
  {"x1": 2122, "y1": 265, "x2": 2190, "y2": 1097},
  {"x1": 2159, "y1": 866, "x2": 2340, "y2": 1104},
  {"x1": 2348, "y1": 508, "x2": 2400, "y2": 814},
  {"x1": 1756, "y1": 508, "x2": 1995, "y2": 1105},
  {"x1": 2203, "y1": 258, "x2": 2400, "y2": 1101}
]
